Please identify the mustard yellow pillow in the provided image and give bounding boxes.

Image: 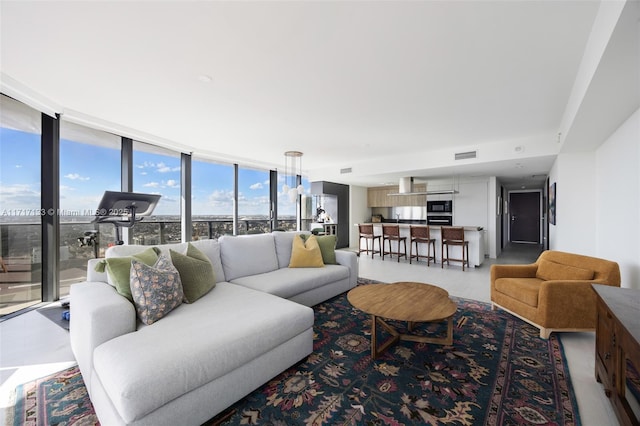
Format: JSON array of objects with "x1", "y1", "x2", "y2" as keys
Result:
[{"x1": 289, "y1": 235, "x2": 324, "y2": 268}]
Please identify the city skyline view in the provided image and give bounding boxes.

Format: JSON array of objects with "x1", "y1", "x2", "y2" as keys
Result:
[{"x1": 1, "y1": 126, "x2": 305, "y2": 222}]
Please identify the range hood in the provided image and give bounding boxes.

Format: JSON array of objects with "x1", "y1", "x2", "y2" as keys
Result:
[{"x1": 387, "y1": 177, "x2": 459, "y2": 196}]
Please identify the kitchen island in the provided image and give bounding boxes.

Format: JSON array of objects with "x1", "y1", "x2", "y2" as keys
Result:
[{"x1": 357, "y1": 223, "x2": 485, "y2": 267}]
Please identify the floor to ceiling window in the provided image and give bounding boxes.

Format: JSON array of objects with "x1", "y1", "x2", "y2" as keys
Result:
[
  {"x1": 1, "y1": 95, "x2": 309, "y2": 317},
  {"x1": 277, "y1": 173, "x2": 306, "y2": 231},
  {"x1": 0, "y1": 95, "x2": 43, "y2": 316},
  {"x1": 58, "y1": 121, "x2": 120, "y2": 297},
  {"x1": 299, "y1": 177, "x2": 312, "y2": 231},
  {"x1": 191, "y1": 157, "x2": 234, "y2": 239},
  {"x1": 237, "y1": 166, "x2": 271, "y2": 234},
  {"x1": 132, "y1": 141, "x2": 181, "y2": 245}
]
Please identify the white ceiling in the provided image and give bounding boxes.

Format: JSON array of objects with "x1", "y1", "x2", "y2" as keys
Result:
[{"x1": 0, "y1": 1, "x2": 609, "y2": 188}]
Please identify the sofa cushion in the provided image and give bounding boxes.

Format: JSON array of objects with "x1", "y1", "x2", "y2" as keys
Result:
[
  {"x1": 536, "y1": 258, "x2": 595, "y2": 281},
  {"x1": 219, "y1": 234, "x2": 279, "y2": 281},
  {"x1": 494, "y1": 277, "x2": 542, "y2": 308},
  {"x1": 170, "y1": 243, "x2": 216, "y2": 303},
  {"x1": 99, "y1": 247, "x2": 159, "y2": 301},
  {"x1": 93, "y1": 282, "x2": 314, "y2": 423},
  {"x1": 130, "y1": 254, "x2": 183, "y2": 325},
  {"x1": 231, "y1": 265, "x2": 350, "y2": 300},
  {"x1": 273, "y1": 231, "x2": 311, "y2": 268},
  {"x1": 289, "y1": 235, "x2": 324, "y2": 268}
]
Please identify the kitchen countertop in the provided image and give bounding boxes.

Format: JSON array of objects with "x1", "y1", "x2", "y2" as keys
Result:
[{"x1": 359, "y1": 223, "x2": 484, "y2": 231}]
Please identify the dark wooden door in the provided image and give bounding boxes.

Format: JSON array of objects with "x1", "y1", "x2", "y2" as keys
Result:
[{"x1": 509, "y1": 192, "x2": 540, "y2": 243}]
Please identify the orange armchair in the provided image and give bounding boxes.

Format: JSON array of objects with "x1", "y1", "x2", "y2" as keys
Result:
[{"x1": 491, "y1": 250, "x2": 621, "y2": 339}]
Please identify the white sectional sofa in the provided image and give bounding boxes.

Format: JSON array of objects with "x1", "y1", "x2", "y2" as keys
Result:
[{"x1": 70, "y1": 231, "x2": 358, "y2": 426}]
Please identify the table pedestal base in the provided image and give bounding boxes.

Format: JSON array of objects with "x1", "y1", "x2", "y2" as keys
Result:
[{"x1": 370, "y1": 315, "x2": 453, "y2": 359}]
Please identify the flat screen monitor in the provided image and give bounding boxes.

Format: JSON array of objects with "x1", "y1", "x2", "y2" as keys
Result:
[{"x1": 94, "y1": 191, "x2": 161, "y2": 223}]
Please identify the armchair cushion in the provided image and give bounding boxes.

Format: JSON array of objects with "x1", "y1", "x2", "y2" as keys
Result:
[
  {"x1": 535, "y1": 258, "x2": 594, "y2": 281},
  {"x1": 494, "y1": 278, "x2": 541, "y2": 307}
]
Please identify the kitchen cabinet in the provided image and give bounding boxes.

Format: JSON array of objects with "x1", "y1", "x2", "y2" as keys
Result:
[
  {"x1": 310, "y1": 181, "x2": 349, "y2": 248},
  {"x1": 367, "y1": 184, "x2": 427, "y2": 208},
  {"x1": 367, "y1": 186, "x2": 395, "y2": 207}
]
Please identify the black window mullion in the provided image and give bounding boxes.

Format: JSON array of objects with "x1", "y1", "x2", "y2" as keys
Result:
[
  {"x1": 181, "y1": 153, "x2": 192, "y2": 242},
  {"x1": 41, "y1": 113, "x2": 60, "y2": 302},
  {"x1": 270, "y1": 169, "x2": 278, "y2": 231}
]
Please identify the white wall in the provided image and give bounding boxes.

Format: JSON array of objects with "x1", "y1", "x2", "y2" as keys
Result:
[
  {"x1": 453, "y1": 179, "x2": 490, "y2": 257},
  {"x1": 349, "y1": 185, "x2": 369, "y2": 249},
  {"x1": 595, "y1": 109, "x2": 640, "y2": 289},
  {"x1": 549, "y1": 109, "x2": 639, "y2": 289},
  {"x1": 548, "y1": 152, "x2": 597, "y2": 255},
  {"x1": 453, "y1": 180, "x2": 488, "y2": 229}
]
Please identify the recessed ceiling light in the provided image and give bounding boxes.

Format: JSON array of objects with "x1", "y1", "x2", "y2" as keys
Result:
[{"x1": 198, "y1": 75, "x2": 213, "y2": 83}]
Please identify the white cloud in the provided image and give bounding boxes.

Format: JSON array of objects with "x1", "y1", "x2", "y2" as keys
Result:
[
  {"x1": 249, "y1": 182, "x2": 264, "y2": 190},
  {"x1": 143, "y1": 182, "x2": 160, "y2": 188},
  {"x1": 15, "y1": 164, "x2": 22, "y2": 168},
  {"x1": 64, "y1": 173, "x2": 90, "y2": 181},
  {"x1": 156, "y1": 162, "x2": 180, "y2": 173},
  {"x1": 0, "y1": 183, "x2": 41, "y2": 211},
  {"x1": 166, "y1": 179, "x2": 179, "y2": 188},
  {"x1": 209, "y1": 190, "x2": 234, "y2": 204}
]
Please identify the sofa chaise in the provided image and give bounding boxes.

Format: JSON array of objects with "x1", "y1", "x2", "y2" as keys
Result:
[
  {"x1": 491, "y1": 250, "x2": 621, "y2": 338},
  {"x1": 70, "y1": 231, "x2": 358, "y2": 425}
]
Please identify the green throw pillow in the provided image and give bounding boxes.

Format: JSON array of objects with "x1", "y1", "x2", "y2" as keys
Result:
[
  {"x1": 315, "y1": 235, "x2": 338, "y2": 265},
  {"x1": 95, "y1": 247, "x2": 159, "y2": 302},
  {"x1": 300, "y1": 234, "x2": 337, "y2": 265},
  {"x1": 170, "y1": 243, "x2": 216, "y2": 303}
]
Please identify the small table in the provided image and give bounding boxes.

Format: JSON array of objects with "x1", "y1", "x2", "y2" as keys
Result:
[{"x1": 347, "y1": 282, "x2": 457, "y2": 359}]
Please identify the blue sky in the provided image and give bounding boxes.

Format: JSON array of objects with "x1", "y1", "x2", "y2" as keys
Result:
[{"x1": 1, "y1": 126, "x2": 300, "y2": 219}]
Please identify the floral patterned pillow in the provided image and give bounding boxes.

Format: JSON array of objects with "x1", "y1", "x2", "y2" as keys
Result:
[{"x1": 130, "y1": 254, "x2": 184, "y2": 325}]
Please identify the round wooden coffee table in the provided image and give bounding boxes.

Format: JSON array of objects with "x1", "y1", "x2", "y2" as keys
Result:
[{"x1": 347, "y1": 282, "x2": 457, "y2": 359}]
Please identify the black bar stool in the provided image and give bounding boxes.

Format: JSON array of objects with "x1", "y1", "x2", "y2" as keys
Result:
[
  {"x1": 409, "y1": 225, "x2": 435, "y2": 266},
  {"x1": 382, "y1": 224, "x2": 407, "y2": 262},
  {"x1": 358, "y1": 224, "x2": 381, "y2": 259},
  {"x1": 441, "y1": 226, "x2": 469, "y2": 270}
]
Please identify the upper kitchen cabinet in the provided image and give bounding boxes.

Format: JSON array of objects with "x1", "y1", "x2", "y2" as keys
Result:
[
  {"x1": 367, "y1": 185, "x2": 427, "y2": 207},
  {"x1": 367, "y1": 186, "x2": 395, "y2": 207}
]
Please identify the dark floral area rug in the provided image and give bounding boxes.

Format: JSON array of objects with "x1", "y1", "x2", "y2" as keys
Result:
[
  {"x1": 210, "y1": 282, "x2": 580, "y2": 426},
  {"x1": 7, "y1": 364, "x2": 98, "y2": 426},
  {"x1": 7, "y1": 279, "x2": 580, "y2": 426}
]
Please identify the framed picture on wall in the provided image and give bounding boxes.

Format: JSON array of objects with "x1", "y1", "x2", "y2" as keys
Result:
[{"x1": 549, "y1": 182, "x2": 556, "y2": 225}]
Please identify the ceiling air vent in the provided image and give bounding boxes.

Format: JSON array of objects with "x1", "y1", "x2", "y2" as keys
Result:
[
  {"x1": 340, "y1": 167, "x2": 352, "y2": 174},
  {"x1": 455, "y1": 150, "x2": 477, "y2": 160}
]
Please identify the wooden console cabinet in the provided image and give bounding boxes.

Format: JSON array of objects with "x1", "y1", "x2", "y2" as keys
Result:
[{"x1": 593, "y1": 284, "x2": 640, "y2": 426}]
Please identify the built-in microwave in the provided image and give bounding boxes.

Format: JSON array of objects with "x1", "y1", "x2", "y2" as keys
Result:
[{"x1": 427, "y1": 200, "x2": 453, "y2": 213}]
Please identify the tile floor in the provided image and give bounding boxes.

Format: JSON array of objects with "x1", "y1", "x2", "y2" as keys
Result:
[{"x1": 0, "y1": 243, "x2": 619, "y2": 425}]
